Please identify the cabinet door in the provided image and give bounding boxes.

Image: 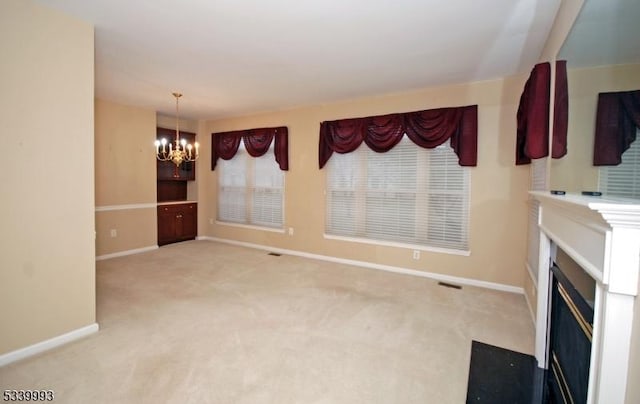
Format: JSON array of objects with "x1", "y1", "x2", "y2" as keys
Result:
[
  {"x1": 181, "y1": 203, "x2": 197, "y2": 239},
  {"x1": 158, "y1": 203, "x2": 197, "y2": 245},
  {"x1": 156, "y1": 128, "x2": 196, "y2": 181},
  {"x1": 157, "y1": 206, "x2": 178, "y2": 246}
]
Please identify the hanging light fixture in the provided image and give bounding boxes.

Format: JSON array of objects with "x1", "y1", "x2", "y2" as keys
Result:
[{"x1": 155, "y1": 92, "x2": 199, "y2": 167}]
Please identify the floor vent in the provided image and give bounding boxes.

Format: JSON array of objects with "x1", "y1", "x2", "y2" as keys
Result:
[
  {"x1": 268, "y1": 252, "x2": 281, "y2": 256},
  {"x1": 438, "y1": 281, "x2": 462, "y2": 290}
]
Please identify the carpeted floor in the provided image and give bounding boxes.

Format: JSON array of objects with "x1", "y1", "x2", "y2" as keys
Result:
[{"x1": 0, "y1": 240, "x2": 534, "y2": 403}]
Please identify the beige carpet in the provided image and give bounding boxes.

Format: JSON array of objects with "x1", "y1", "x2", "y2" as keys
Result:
[{"x1": 0, "y1": 240, "x2": 534, "y2": 403}]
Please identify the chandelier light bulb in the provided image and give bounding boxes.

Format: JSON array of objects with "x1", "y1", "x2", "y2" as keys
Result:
[{"x1": 154, "y1": 92, "x2": 199, "y2": 168}]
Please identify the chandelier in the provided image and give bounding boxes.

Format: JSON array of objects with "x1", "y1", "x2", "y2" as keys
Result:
[{"x1": 155, "y1": 92, "x2": 199, "y2": 167}]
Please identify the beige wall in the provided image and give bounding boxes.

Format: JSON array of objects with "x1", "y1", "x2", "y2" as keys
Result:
[
  {"x1": 203, "y1": 77, "x2": 532, "y2": 288},
  {"x1": 96, "y1": 99, "x2": 157, "y2": 206},
  {"x1": 0, "y1": 0, "x2": 95, "y2": 354},
  {"x1": 550, "y1": 63, "x2": 640, "y2": 192},
  {"x1": 95, "y1": 209, "x2": 158, "y2": 257},
  {"x1": 95, "y1": 99, "x2": 157, "y2": 256}
]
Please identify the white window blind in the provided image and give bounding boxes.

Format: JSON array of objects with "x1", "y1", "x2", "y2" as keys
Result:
[
  {"x1": 326, "y1": 137, "x2": 469, "y2": 251},
  {"x1": 527, "y1": 157, "x2": 547, "y2": 283},
  {"x1": 530, "y1": 157, "x2": 547, "y2": 191},
  {"x1": 218, "y1": 142, "x2": 284, "y2": 228},
  {"x1": 600, "y1": 130, "x2": 640, "y2": 199}
]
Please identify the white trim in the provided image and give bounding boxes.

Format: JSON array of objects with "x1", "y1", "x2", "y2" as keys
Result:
[
  {"x1": 323, "y1": 233, "x2": 471, "y2": 256},
  {"x1": 157, "y1": 200, "x2": 198, "y2": 206},
  {"x1": 540, "y1": 224, "x2": 604, "y2": 283},
  {"x1": 215, "y1": 221, "x2": 285, "y2": 234},
  {"x1": 201, "y1": 236, "x2": 523, "y2": 294},
  {"x1": 95, "y1": 203, "x2": 157, "y2": 212},
  {"x1": 525, "y1": 261, "x2": 538, "y2": 289},
  {"x1": 96, "y1": 245, "x2": 158, "y2": 261},
  {"x1": 522, "y1": 281, "x2": 537, "y2": 328},
  {"x1": 535, "y1": 227, "x2": 552, "y2": 368},
  {"x1": 0, "y1": 323, "x2": 99, "y2": 367}
]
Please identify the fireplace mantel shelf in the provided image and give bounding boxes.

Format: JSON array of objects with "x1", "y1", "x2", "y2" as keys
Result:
[{"x1": 530, "y1": 191, "x2": 640, "y2": 227}]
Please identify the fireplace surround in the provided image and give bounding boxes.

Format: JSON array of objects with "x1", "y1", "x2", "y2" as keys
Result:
[
  {"x1": 548, "y1": 255, "x2": 593, "y2": 403},
  {"x1": 531, "y1": 191, "x2": 640, "y2": 403}
]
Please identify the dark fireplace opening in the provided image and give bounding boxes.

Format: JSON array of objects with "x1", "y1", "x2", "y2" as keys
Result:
[{"x1": 547, "y1": 248, "x2": 595, "y2": 404}]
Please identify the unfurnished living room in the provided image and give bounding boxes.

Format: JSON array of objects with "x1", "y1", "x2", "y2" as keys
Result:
[{"x1": 1, "y1": 0, "x2": 639, "y2": 403}]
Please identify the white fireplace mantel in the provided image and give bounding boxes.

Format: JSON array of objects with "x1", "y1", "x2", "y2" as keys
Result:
[{"x1": 531, "y1": 191, "x2": 640, "y2": 404}]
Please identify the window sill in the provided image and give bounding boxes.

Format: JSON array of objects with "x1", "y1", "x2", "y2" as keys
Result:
[
  {"x1": 323, "y1": 234, "x2": 470, "y2": 256},
  {"x1": 215, "y1": 221, "x2": 285, "y2": 234}
]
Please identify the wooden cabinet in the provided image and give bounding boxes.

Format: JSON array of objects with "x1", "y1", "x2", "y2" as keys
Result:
[
  {"x1": 156, "y1": 127, "x2": 196, "y2": 181},
  {"x1": 157, "y1": 203, "x2": 197, "y2": 246}
]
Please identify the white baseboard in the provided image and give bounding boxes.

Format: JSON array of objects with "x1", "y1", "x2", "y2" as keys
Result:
[
  {"x1": 96, "y1": 245, "x2": 158, "y2": 261},
  {"x1": 201, "y1": 236, "x2": 524, "y2": 295},
  {"x1": 0, "y1": 323, "x2": 99, "y2": 367}
]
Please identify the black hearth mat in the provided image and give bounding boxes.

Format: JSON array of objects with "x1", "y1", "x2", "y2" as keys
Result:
[{"x1": 466, "y1": 340, "x2": 536, "y2": 403}]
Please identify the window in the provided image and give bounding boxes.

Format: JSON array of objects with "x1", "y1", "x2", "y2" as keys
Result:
[
  {"x1": 325, "y1": 137, "x2": 470, "y2": 251},
  {"x1": 600, "y1": 130, "x2": 640, "y2": 199},
  {"x1": 218, "y1": 141, "x2": 284, "y2": 228}
]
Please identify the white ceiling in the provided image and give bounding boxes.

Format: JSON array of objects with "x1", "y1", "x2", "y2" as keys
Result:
[{"x1": 35, "y1": 0, "x2": 561, "y2": 119}]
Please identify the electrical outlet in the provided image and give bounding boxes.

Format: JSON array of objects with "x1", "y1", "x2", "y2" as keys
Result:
[
  {"x1": 412, "y1": 250, "x2": 420, "y2": 260},
  {"x1": 209, "y1": 218, "x2": 214, "y2": 225},
  {"x1": 110, "y1": 229, "x2": 117, "y2": 238},
  {"x1": 288, "y1": 227, "x2": 294, "y2": 236}
]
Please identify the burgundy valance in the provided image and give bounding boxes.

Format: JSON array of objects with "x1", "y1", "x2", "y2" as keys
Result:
[
  {"x1": 594, "y1": 90, "x2": 640, "y2": 166},
  {"x1": 516, "y1": 62, "x2": 551, "y2": 165},
  {"x1": 552, "y1": 60, "x2": 569, "y2": 159},
  {"x1": 319, "y1": 105, "x2": 478, "y2": 168},
  {"x1": 211, "y1": 126, "x2": 288, "y2": 170}
]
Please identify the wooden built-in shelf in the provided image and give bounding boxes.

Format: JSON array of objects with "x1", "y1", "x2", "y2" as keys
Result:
[{"x1": 156, "y1": 127, "x2": 197, "y2": 245}]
